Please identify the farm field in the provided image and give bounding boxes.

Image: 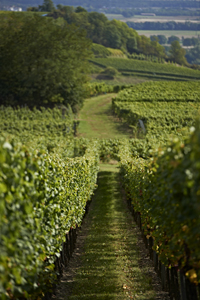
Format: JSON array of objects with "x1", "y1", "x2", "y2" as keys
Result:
[
  {"x1": 136, "y1": 29, "x2": 200, "y2": 38},
  {"x1": 105, "y1": 13, "x2": 200, "y2": 23}
]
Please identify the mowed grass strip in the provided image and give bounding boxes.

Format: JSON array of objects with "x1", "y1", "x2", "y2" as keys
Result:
[
  {"x1": 67, "y1": 165, "x2": 156, "y2": 300},
  {"x1": 77, "y1": 94, "x2": 133, "y2": 139}
]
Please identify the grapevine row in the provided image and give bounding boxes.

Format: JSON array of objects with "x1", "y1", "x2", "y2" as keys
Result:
[
  {"x1": 0, "y1": 138, "x2": 99, "y2": 299},
  {"x1": 119, "y1": 123, "x2": 200, "y2": 285}
]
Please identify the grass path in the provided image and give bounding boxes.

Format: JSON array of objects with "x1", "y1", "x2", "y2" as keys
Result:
[
  {"x1": 54, "y1": 96, "x2": 169, "y2": 300},
  {"x1": 54, "y1": 165, "x2": 168, "y2": 300},
  {"x1": 77, "y1": 94, "x2": 133, "y2": 139}
]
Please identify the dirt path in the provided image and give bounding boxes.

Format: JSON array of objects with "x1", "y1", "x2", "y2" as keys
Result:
[
  {"x1": 77, "y1": 94, "x2": 133, "y2": 139},
  {"x1": 53, "y1": 165, "x2": 170, "y2": 300}
]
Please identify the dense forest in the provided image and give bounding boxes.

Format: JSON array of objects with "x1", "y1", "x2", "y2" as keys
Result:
[{"x1": 0, "y1": 13, "x2": 91, "y2": 111}]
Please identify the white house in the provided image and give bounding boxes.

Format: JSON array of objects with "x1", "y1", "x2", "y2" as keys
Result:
[{"x1": 10, "y1": 6, "x2": 22, "y2": 11}]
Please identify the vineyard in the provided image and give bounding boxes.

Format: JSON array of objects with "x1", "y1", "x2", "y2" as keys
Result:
[
  {"x1": 120, "y1": 124, "x2": 200, "y2": 295},
  {"x1": 90, "y1": 58, "x2": 200, "y2": 81},
  {"x1": 0, "y1": 108, "x2": 100, "y2": 299},
  {"x1": 112, "y1": 81, "x2": 200, "y2": 148},
  {"x1": 1, "y1": 79, "x2": 200, "y2": 299}
]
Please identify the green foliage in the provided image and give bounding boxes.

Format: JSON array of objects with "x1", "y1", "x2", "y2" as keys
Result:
[
  {"x1": 91, "y1": 43, "x2": 112, "y2": 58},
  {"x1": 157, "y1": 35, "x2": 168, "y2": 45},
  {"x1": 45, "y1": 6, "x2": 185, "y2": 60},
  {"x1": 126, "y1": 36, "x2": 137, "y2": 54},
  {"x1": 168, "y1": 35, "x2": 180, "y2": 44},
  {"x1": 120, "y1": 122, "x2": 200, "y2": 284},
  {"x1": 0, "y1": 106, "x2": 74, "y2": 138},
  {"x1": 0, "y1": 106, "x2": 75, "y2": 157},
  {"x1": 170, "y1": 40, "x2": 188, "y2": 66},
  {"x1": 103, "y1": 23, "x2": 122, "y2": 49},
  {"x1": 90, "y1": 57, "x2": 200, "y2": 79},
  {"x1": 128, "y1": 52, "x2": 165, "y2": 63},
  {"x1": 0, "y1": 137, "x2": 99, "y2": 299},
  {"x1": 75, "y1": 6, "x2": 87, "y2": 13},
  {"x1": 113, "y1": 81, "x2": 200, "y2": 103},
  {"x1": 127, "y1": 21, "x2": 200, "y2": 31},
  {"x1": 113, "y1": 100, "x2": 199, "y2": 140},
  {"x1": 186, "y1": 45, "x2": 200, "y2": 66},
  {"x1": 137, "y1": 35, "x2": 166, "y2": 58},
  {"x1": 39, "y1": 0, "x2": 55, "y2": 12},
  {"x1": 112, "y1": 81, "x2": 200, "y2": 143},
  {"x1": 86, "y1": 82, "x2": 133, "y2": 97},
  {"x1": 100, "y1": 67, "x2": 118, "y2": 79},
  {"x1": 0, "y1": 13, "x2": 92, "y2": 112},
  {"x1": 97, "y1": 138, "x2": 158, "y2": 161},
  {"x1": 107, "y1": 48, "x2": 125, "y2": 57},
  {"x1": 183, "y1": 37, "x2": 200, "y2": 47},
  {"x1": 27, "y1": 6, "x2": 39, "y2": 11},
  {"x1": 47, "y1": 7, "x2": 164, "y2": 56},
  {"x1": 0, "y1": 104, "x2": 100, "y2": 299}
]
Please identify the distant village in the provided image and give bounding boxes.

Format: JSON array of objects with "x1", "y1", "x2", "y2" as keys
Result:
[{"x1": 2, "y1": 6, "x2": 23, "y2": 11}]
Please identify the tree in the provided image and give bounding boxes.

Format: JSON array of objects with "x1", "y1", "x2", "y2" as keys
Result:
[
  {"x1": 126, "y1": 37, "x2": 137, "y2": 53},
  {"x1": 101, "y1": 66, "x2": 118, "y2": 79},
  {"x1": 137, "y1": 35, "x2": 165, "y2": 58},
  {"x1": 39, "y1": 0, "x2": 55, "y2": 12},
  {"x1": 183, "y1": 37, "x2": 200, "y2": 47},
  {"x1": 103, "y1": 24, "x2": 121, "y2": 49},
  {"x1": 157, "y1": 35, "x2": 167, "y2": 45},
  {"x1": 150, "y1": 40, "x2": 166, "y2": 57},
  {"x1": 150, "y1": 35, "x2": 159, "y2": 42},
  {"x1": 0, "y1": 14, "x2": 92, "y2": 111},
  {"x1": 122, "y1": 10, "x2": 134, "y2": 18},
  {"x1": 87, "y1": 12, "x2": 107, "y2": 43},
  {"x1": 75, "y1": 6, "x2": 87, "y2": 13},
  {"x1": 56, "y1": 4, "x2": 63, "y2": 10},
  {"x1": 109, "y1": 19, "x2": 138, "y2": 50},
  {"x1": 183, "y1": 38, "x2": 193, "y2": 46},
  {"x1": 168, "y1": 35, "x2": 180, "y2": 44},
  {"x1": 27, "y1": 6, "x2": 39, "y2": 11},
  {"x1": 186, "y1": 45, "x2": 200, "y2": 65},
  {"x1": 169, "y1": 40, "x2": 188, "y2": 65}
]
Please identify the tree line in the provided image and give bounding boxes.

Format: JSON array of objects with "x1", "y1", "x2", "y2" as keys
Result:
[
  {"x1": 150, "y1": 35, "x2": 200, "y2": 46},
  {"x1": 127, "y1": 21, "x2": 200, "y2": 31},
  {"x1": 28, "y1": 1, "x2": 167, "y2": 58},
  {"x1": 149, "y1": 35, "x2": 200, "y2": 65}
]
